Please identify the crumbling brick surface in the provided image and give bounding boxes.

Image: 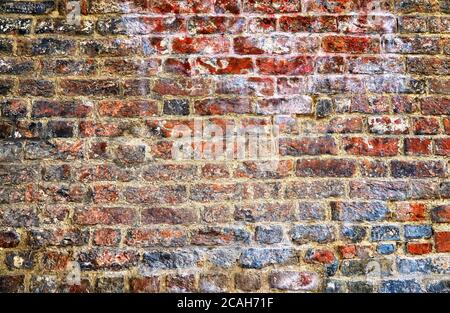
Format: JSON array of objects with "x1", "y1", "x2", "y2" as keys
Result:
[{"x1": 0, "y1": 0, "x2": 449, "y2": 293}]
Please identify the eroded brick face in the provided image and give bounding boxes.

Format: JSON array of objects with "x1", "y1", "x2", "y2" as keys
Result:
[{"x1": 0, "y1": 0, "x2": 449, "y2": 293}]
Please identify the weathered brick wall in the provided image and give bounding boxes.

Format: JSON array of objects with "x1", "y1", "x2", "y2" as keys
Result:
[{"x1": 0, "y1": 0, "x2": 449, "y2": 293}]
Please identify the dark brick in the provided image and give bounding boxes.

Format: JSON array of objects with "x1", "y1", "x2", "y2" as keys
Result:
[
  {"x1": 0, "y1": 1, "x2": 55, "y2": 14},
  {"x1": 0, "y1": 275, "x2": 25, "y2": 292},
  {"x1": 143, "y1": 250, "x2": 200, "y2": 269},
  {"x1": 163, "y1": 99, "x2": 190, "y2": 115}
]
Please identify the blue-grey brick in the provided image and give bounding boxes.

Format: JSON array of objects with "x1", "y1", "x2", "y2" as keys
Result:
[
  {"x1": 5, "y1": 251, "x2": 34, "y2": 270},
  {"x1": 380, "y1": 280, "x2": 423, "y2": 293},
  {"x1": 331, "y1": 201, "x2": 389, "y2": 221},
  {"x1": 324, "y1": 279, "x2": 346, "y2": 293},
  {"x1": 377, "y1": 243, "x2": 395, "y2": 255},
  {"x1": 239, "y1": 248, "x2": 294, "y2": 269},
  {"x1": 0, "y1": 1, "x2": 55, "y2": 15},
  {"x1": 431, "y1": 205, "x2": 450, "y2": 222},
  {"x1": 163, "y1": 99, "x2": 190, "y2": 115},
  {"x1": 397, "y1": 258, "x2": 432, "y2": 274},
  {"x1": 441, "y1": 182, "x2": 450, "y2": 198},
  {"x1": 430, "y1": 256, "x2": 450, "y2": 274},
  {"x1": 289, "y1": 225, "x2": 335, "y2": 244},
  {"x1": 208, "y1": 248, "x2": 240, "y2": 268},
  {"x1": 143, "y1": 250, "x2": 200, "y2": 269},
  {"x1": 371, "y1": 225, "x2": 400, "y2": 241},
  {"x1": 255, "y1": 225, "x2": 283, "y2": 244},
  {"x1": 340, "y1": 225, "x2": 367, "y2": 243},
  {"x1": 426, "y1": 280, "x2": 450, "y2": 293},
  {"x1": 298, "y1": 202, "x2": 326, "y2": 220},
  {"x1": 404, "y1": 225, "x2": 432, "y2": 239}
]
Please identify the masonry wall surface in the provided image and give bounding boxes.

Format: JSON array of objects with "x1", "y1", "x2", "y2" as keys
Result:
[{"x1": 0, "y1": 0, "x2": 449, "y2": 293}]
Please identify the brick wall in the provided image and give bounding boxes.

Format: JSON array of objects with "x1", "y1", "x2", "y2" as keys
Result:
[{"x1": 0, "y1": 0, "x2": 449, "y2": 293}]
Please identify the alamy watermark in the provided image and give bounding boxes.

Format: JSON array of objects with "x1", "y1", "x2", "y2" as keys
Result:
[{"x1": 169, "y1": 119, "x2": 281, "y2": 171}]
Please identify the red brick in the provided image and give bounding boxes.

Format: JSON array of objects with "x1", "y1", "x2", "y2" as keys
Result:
[
  {"x1": 343, "y1": 137, "x2": 399, "y2": 157},
  {"x1": 407, "y1": 57, "x2": 450, "y2": 75},
  {"x1": 60, "y1": 79, "x2": 119, "y2": 96},
  {"x1": 124, "y1": 185, "x2": 187, "y2": 205},
  {"x1": 359, "y1": 160, "x2": 388, "y2": 177},
  {"x1": 256, "y1": 57, "x2": 314, "y2": 75},
  {"x1": 163, "y1": 58, "x2": 191, "y2": 76},
  {"x1": 167, "y1": 274, "x2": 197, "y2": 292},
  {"x1": 78, "y1": 249, "x2": 139, "y2": 270},
  {"x1": 404, "y1": 138, "x2": 432, "y2": 155},
  {"x1": 235, "y1": 161, "x2": 294, "y2": 179},
  {"x1": 412, "y1": 117, "x2": 440, "y2": 135},
  {"x1": 247, "y1": 17, "x2": 276, "y2": 33},
  {"x1": 42, "y1": 251, "x2": 70, "y2": 271},
  {"x1": 79, "y1": 122, "x2": 124, "y2": 137},
  {"x1": 279, "y1": 16, "x2": 337, "y2": 32},
  {"x1": 191, "y1": 226, "x2": 249, "y2": 245},
  {"x1": 98, "y1": 100, "x2": 158, "y2": 117},
  {"x1": 102, "y1": 58, "x2": 160, "y2": 76},
  {"x1": 92, "y1": 184, "x2": 119, "y2": 204},
  {"x1": 296, "y1": 159, "x2": 356, "y2": 177},
  {"x1": 322, "y1": 35, "x2": 380, "y2": 53},
  {"x1": 279, "y1": 137, "x2": 338, "y2": 156},
  {"x1": 420, "y1": 97, "x2": 450, "y2": 115},
  {"x1": 435, "y1": 232, "x2": 450, "y2": 252},
  {"x1": 93, "y1": 228, "x2": 121, "y2": 246},
  {"x1": 201, "y1": 163, "x2": 230, "y2": 179},
  {"x1": 129, "y1": 277, "x2": 160, "y2": 293},
  {"x1": 74, "y1": 207, "x2": 137, "y2": 226},
  {"x1": 172, "y1": 36, "x2": 230, "y2": 54},
  {"x1": 126, "y1": 227, "x2": 188, "y2": 247},
  {"x1": 215, "y1": 0, "x2": 240, "y2": 13},
  {"x1": 243, "y1": 0, "x2": 301, "y2": 13},
  {"x1": 407, "y1": 242, "x2": 432, "y2": 255},
  {"x1": 444, "y1": 118, "x2": 450, "y2": 134},
  {"x1": 195, "y1": 98, "x2": 252, "y2": 115},
  {"x1": 188, "y1": 16, "x2": 244, "y2": 34},
  {"x1": 435, "y1": 138, "x2": 450, "y2": 156},
  {"x1": 147, "y1": 0, "x2": 213, "y2": 14}
]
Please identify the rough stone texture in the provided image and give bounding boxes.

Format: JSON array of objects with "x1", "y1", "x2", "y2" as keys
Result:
[{"x1": 0, "y1": 0, "x2": 448, "y2": 293}]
